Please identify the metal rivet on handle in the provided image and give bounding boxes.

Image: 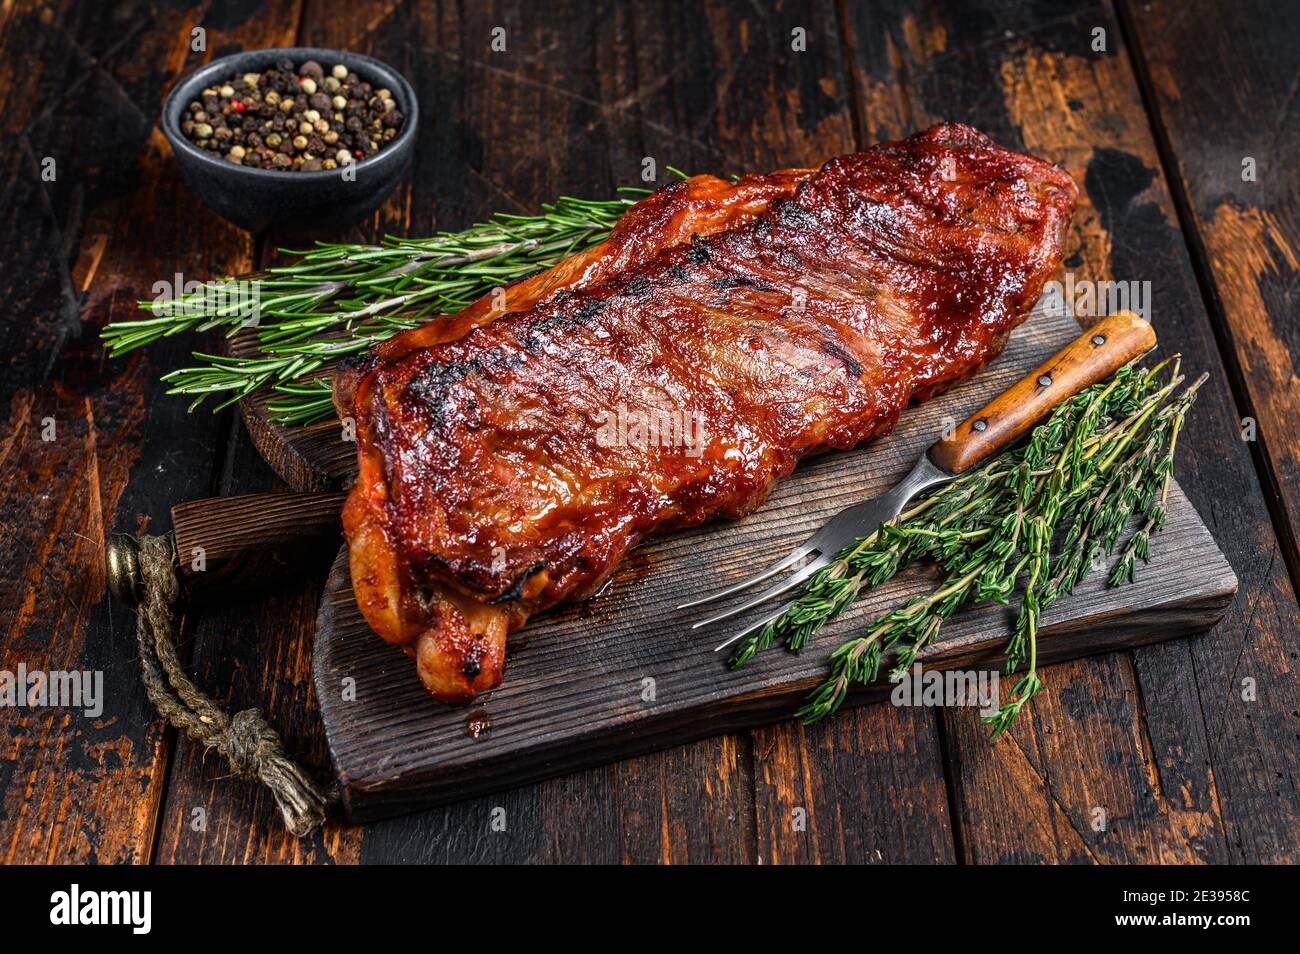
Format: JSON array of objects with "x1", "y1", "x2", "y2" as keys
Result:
[
  {"x1": 1038, "y1": 373, "x2": 1053, "y2": 388},
  {"x1": 106, "y1": 534, "x2": 143, "y2": 607},
  {"x1": 1091, "y1": 334, "x2": 1106, "y2": 345},
  {"x1": 972, "y1": 418, "x2": 988, "y2": 432}
]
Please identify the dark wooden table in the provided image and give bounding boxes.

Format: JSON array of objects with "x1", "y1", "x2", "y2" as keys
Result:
[{"x1": 2, "y1": 0, "x2": 1296, "y2": 864}]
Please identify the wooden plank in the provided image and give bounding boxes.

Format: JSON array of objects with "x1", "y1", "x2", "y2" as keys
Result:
[
  {"x1": 1120, "y1": 0, "x2": 1300, "y2": 568},
  {"x1": 0, "y1": 0, "x2": 298, "y2": 863},
  {"x1": 839, "y1": 0, "x2": 1299, "y2": 862},
  {"x1": 752, "y1": 707, "x2": 957, "y2": 863},
  {"x1": 1119, "y1": 0, "x2": 1300, "y2": 863},
  {"x1": 313, "y1": 303, "x2": 1234, "y2": 822}
]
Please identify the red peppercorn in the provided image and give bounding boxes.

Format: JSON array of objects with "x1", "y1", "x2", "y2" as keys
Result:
[
  {"x1": 232, "y1": 100, "x2": 246, "y2": 112},
  {"x1": 354, "y1": 149, "x2": 364, "y2": 159}
]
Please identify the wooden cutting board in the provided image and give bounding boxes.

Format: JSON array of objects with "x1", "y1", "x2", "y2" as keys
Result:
[{"x1": 232, "y1": 303, "x2": 1237, "y2": 822}]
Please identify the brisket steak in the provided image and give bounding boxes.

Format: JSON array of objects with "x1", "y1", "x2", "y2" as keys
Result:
[{"x1": 335, "y1": 123, "x2": 1078, "y2": 704}]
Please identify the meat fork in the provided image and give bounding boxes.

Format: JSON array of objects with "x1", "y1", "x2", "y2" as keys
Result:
[{"x1": 681, "y1": 311, "x2": 1158, "y2": 651}]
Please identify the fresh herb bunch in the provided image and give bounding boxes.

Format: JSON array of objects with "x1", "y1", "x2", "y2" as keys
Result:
[
  {"x1": 100, "y1": 192, "x2": 651, "y2": 423},
  {"x1": 731, "y1": 357, "x2": 1205, "y2": 737}
]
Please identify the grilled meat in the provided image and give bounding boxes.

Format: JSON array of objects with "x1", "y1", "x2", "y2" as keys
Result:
[{"x1": 336, "y1": 123, "x2": 1078, "y2": 703}]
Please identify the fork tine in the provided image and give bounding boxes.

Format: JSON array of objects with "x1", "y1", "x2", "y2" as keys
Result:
[
  {"x1": 675, "y1": 543, "x2": 815, "y2": 610},
  {"x1": 712, "y1": 598, "x2": 798, "y2": 653},
  {"x1": 688, "y1": 552, "x2": 831, "y2": 630}
]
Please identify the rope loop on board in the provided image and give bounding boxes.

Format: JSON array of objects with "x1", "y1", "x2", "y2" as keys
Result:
[{"x1": 133, "y1": 534, "x2": 336, "y2": 837}]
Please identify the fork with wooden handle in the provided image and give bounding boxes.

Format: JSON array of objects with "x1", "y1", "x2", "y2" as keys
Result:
[{"x1": 681, "y1": 310, "x2": 1157, "y2": 650}]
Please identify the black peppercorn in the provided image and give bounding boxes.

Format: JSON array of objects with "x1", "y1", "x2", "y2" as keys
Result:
[{"x1": 179, "y1": 58, "x2": 403, "y2": 172}]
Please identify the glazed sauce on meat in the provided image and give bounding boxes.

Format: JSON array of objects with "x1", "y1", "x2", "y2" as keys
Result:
[{"x1": 338, "y1": 123, "x2": 1077, "y2": 704}]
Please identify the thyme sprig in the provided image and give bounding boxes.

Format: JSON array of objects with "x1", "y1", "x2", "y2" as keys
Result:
[
  {"x1": 730, "y1": 357, "x2": 1206, "y2": 738},
  {"x1": 100, "y1": 192, "x2": 651, "y2": 422}
]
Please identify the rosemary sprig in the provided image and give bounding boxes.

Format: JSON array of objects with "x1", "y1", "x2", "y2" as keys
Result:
[
  {"x1": 730, "y1": 358, "x2": 1205, "y2": 738},
  {"x1": 101, "y1": 191, "x2": 652, "y2": 420}
]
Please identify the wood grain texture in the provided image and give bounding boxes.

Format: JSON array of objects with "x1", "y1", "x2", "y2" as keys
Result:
[
  {"x1": 751, "y1": 705, "x2": 957, "y2": 863},
  {"x1": 1120, "y1": 0, "x2": 1300, "y2": 570},
  {"x1": 149, "y1": 392, "x2": 361, "y2": 864},
  {"x1": 0, "y1": 0, "x2": 301, "y2": 863},
  {"x1": 838, "y1": 0, "x2": 1299, "y2": 863},
  {"x1": 231, "y1": 348, "x2": 352, "y2": 492},
  {"x1": 314, "y1": 305, "x2": 1235, "y2": 822},
  {"x1": 137, "y1": 1, "x2": 368, "y2": 867},
  {"x1": 171, "y1": 490, "x2": 346, "y2": 597},
  {"x1": 1117, "y1": 1, "x2": 1300, "y2": 862}
]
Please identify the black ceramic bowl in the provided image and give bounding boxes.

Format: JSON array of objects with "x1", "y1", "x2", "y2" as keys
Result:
[{"x1": 161, "y1": 47, "x2": 418, "y2": 234}]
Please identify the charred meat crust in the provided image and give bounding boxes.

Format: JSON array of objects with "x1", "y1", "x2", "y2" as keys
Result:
[{"x1": 341, "y1": 123, "x2": 1078, "y2": 704}]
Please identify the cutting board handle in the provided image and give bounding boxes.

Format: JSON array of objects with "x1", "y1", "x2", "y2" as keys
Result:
[
  {"x1": 107, "y1": 491, "x2": 347, "y2": 605},
  {"x1": 928, "y1": 311, "x2": 1156, "y2": 475}
]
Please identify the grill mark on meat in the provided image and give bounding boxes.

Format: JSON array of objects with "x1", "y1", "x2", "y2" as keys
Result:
[
  {"x1": 488, "y1": 560, "x2": 549, "y2": 605},
  {"x1": 775, "y1": 198, "x2": 820, "y2": 228},
  {"x1": 622, "y1": 273, "x2": 653, "y2": 296},
  {"x1": 405, "y1": 354, "x2": 522, "y2": 427},
  {"x1": 820, "y1": 339, "x2": 864, "y2": 378},
  {"x1": 404, "y1": 299, "x2": 608, "y2": 422},
  {"x1": 687, "y1": 236, "x2": 711, "y2": 263},
  {"x1": 709, "y1": 274, "x2": 776, "y2": 291},
  {"x1": 338, "y1": 352, "x2": 380, "y2": 375}
]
